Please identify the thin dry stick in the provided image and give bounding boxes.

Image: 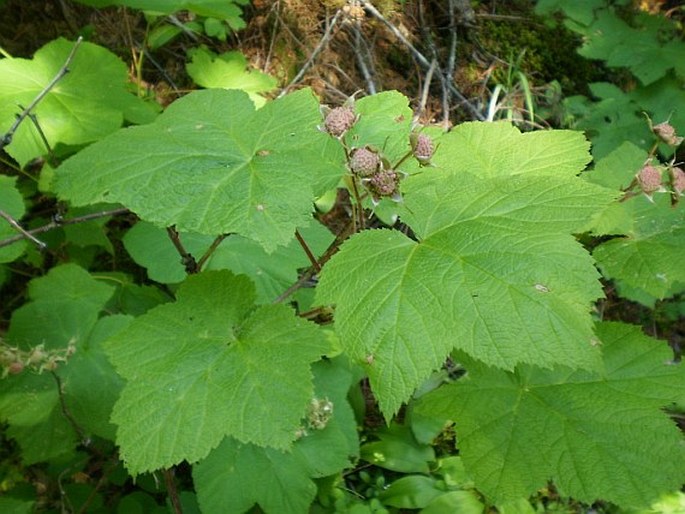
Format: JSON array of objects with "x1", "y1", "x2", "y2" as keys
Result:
[
  {"x1": 352, "y1": 26, "x2": 377, "y2": 94},
  {"x1": 0, "y1": 37, "x2": 83, "y2": 150},
  {"x1": 416, "y1": 59, "x2": 437, "y2": 123},
  {"x1": 417, "y1": 0, "x2": 450, "y2": 123},
  {"x1": 446, "y1": 0, "x2": 459, "y2": 79},
  {"x1": 0, "y1": 210, "x2": 47, "y2": 250},
  {"x1": 264, "y1": 0, "x2": 282, "y2": 72},
  {"x1": 278, "y1": 9, "x2": 344, "y2": 97},
  {"x1": 0, "y1": 207, "x2": 129, "y2": 249},
  {"x1": 444, "y1": 0, "x2": 459, "y2": 127}
]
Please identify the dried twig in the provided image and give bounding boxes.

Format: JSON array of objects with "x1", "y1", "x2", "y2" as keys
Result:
[
  {"x1": 0, "y1": 207, "x2": 129, "y2": 250},
  {"x1": 352, "y1": 26, "x2": 377, "y2": 94},
  {"x1": 416, "y1": 59, "x2": 438, "y2": 123},
  {"x1": 264, "y1": 0, "x2": 282, "y2": 72},
  {"x1": 0, "y1": 37, "x2": 83, "y2": 151},
  {"x1": 358, "y1": 0, "x2": 484, "y2": 121},
  {"x1": 0, "y1": 210, "x2": 47, "y2": 251},
  {"x1": 279, "y1": 9, "x2": 344, "y2": 97}
]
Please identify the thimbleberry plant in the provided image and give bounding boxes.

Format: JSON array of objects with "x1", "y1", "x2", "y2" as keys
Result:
[{"x1": 1, "y1": 81, "x2": 684, "y2": 513}]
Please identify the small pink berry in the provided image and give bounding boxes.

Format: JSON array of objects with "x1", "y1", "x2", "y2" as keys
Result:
[
  {"x1": 349, "y1": 147, "x2": 380, "y2": 177},
  {"x1": 8, "y1": 361, "x2": 24, "y2": 375},
  {"x1": 637, "y1": 164, "x2": 663, "y2": 194},
  {"x1": 653, "y1": 122, "x2": 684, "y2": 147},
  {"x1": 412, "y1": 133, "x2": 434, "y2": 164},
  {"x1": 366, "y1": 169, "x2": 400, "y2": 198},
  {"x1": 670, "y1": 166, "x2": 685, "y2": 194},
  {"x1": 324, "y1": 107, "x2": 356, "y2": 137}
]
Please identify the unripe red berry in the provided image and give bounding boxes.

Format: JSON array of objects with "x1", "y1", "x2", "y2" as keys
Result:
[
  {"x1": 670, "y1": 166, "x2": 685, "y2": 194},
  {"x1": 412, "y1": 133, "x2": 434, "y2": 164},
  {"x1": 367, "y1": 169, "x2": 400, "y2": 198},
  {"x1": 324, "y1": 107, "x2": 356, "y2": 137},
  {"x1": 637, "y1": 164, "x2": 662, "y2": 194},
  {"x1": 653, "y1": 122, "x2": 684, "y2": 147},
  {"x1": 8, "y1": 361, "x2": 24, "y2": 375},
  {"x1": 349, "y1": 147, "x2": 380, "y2": 177}
]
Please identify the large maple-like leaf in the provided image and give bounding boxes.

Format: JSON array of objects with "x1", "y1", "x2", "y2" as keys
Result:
[
  {"x1": 54, "y1": 88, "x2": 346, "y2": 252},
  {"x1": 316, "y1": 122, "x2": 616, "y2": 417},
  {"x1": 104, "y1": 271, "x2": 327, "y2": 474},
  {"x1": 417, "y1": 322, "x2": 685, "y2": 508}
]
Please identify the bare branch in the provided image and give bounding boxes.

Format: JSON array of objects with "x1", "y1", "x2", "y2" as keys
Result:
[
  {"x1": 0, "y1": 207, "x2": 129, "y2": 250},
  {"x1": 279, "y1": 9, "x2": 344, "y2": 98},
  {"x1": 0, "y1": 210, "x2": 47, "y2": 251},
  {"x1": 358, "y1": 0, "x2": 484, "y2": 121},
  {"x1": 352, "y1": 26, "x2": 377, "y2": 94}
]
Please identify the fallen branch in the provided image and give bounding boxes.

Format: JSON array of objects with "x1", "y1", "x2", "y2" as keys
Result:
[{"x1": 278, "y1": 9, "x2": 344, "y2": 98}]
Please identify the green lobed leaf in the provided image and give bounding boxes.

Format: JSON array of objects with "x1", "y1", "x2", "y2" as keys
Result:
[
  {"x1": 0, "y1": 38, "x2": 151, "y2": 167},
  {"x1": 104, "y1": 270, "x2": 327, "y2": 474},
  {"x1": 186, "y1": 48, "x2": 277, "y2": 108},
  {"x1": 592, "y1": 197, "x2": 685, "y2": 301},
  {"x1": 574, "y1": 10, "x2": 685, "y2": 85},
  {"x1": 344, "y1": 91, "x2": 413, "y2": 165},
  {"x1": 416, "y1": 322, "x2": 685, "y2": 508},
  {"x1": 429, "y1": 121, "x2": 592, "y2": 180},
  {"x1": 54, "y1": 88, "x2": 346, "y2": 252},
  {"x1": 0, "y1": 175, "x2": 27, "y2": 263},
  {"x1": 0, "y1": 371, "x2": 76, "y2": 464},
  {"x1": 317, "y1": 122, "x2": 614, "y2": 417},
  {"x1": 193, "y1": 358, "x2": 357, "y2": 514},
  {"x1": 194, "y1": 438, "x2": 315, "y2": 514},
  {"x1": 7, "y1": 263, "x2": 115, "y2": 350}
]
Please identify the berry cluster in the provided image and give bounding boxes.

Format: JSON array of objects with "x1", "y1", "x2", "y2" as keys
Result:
[
  {"x1": 295, "y1": 396, "x2": 334, "y2": 439},
  {"x1": 321, "y1": 102, "x2": 435, "y2": 204},
  {"x1": 1, "y1": 339, "x2": 76, "y2": 378},
  {"x1": 627, "y1": 118, "x2": 684, "y2": 204}
]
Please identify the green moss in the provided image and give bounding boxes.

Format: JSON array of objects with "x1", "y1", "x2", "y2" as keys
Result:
[{"x1": 478, "y1": 16, "x2": 607, "y2": 96}]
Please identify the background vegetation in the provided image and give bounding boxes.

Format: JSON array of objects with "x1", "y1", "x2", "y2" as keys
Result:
[{"x1": 1, "y1": 0, "x2": 684, "y2": 512}]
